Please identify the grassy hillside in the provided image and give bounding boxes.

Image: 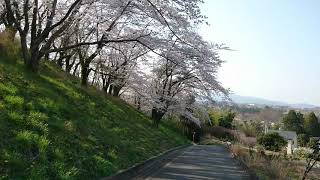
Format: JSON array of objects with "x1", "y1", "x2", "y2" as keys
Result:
[{"x1": 0, "y1": 57, "x2": 189, "y2": 179}]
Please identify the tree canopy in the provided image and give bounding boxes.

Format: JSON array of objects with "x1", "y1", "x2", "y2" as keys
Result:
[
  {"x1": 282, "y1": 110, "x2": 304, "y2": 134},
  {"x1": 257, "y1": 132, "x2": 287, "y2": 152},
  {"x1": 304, "y1": 112, "x2": 320, "y2": 137}
]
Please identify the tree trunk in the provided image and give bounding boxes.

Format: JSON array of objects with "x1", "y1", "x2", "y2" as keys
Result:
[
  {"x1": 73, "y1": 62, "x2": 80, "y2": 76},
  {"x1": 20, "y1": 33, "x2": 29, "y2": 65},
  {"x1": 151, "y1": 107, "x2": 165, "y2": 127},
  {"x1": 102, "y1": 76, "x2": 111, "y2": 94},
  {"x1": 112, "y1": 86, "x2": 121, "y2": 97},
  {"x1": 102, "y1": 77, "x2": 107, "y2": 92},
  {"x1": 137, "y1": 98, "x2": 141, "y2": 110},
  {"x1": 108, "y1": 85, "x2": 113, "y2": 95},
  {"x1": 26, "y1": 56, "x2": 40, "y2": 72},
  {"x1": 102, "y1": 85, "x2": 108, "y2": 93},
  {"x1": 91, "y1": 66, "x2": 99, "y2": 86},
  {"x1": 57, "y1": 57, "x2": 64, "y2": 68},
  {"x1": 65, "y1": 56, "x2": 75, "y2": 73},
  {"x1": 27, "y1": 44, "x2": 42, "y2": 72},
  {"x1": 134, "y1": 95, "x2": 141, "y2": 110},
  {"x1": 80, "y1": 64, "x2": 90, "y2": 86},
  {"x1": 56, "y1": 52, "x2": 66, "y2": 69}
]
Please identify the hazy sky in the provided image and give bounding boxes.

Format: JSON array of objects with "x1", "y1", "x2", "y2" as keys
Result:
[{"x1": 199, "y1": 0, "x2": 320, "y2": 106}]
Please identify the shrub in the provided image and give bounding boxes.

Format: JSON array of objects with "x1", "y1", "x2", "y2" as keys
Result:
[
  {"x1": 240, "y1": 125, "x2": 257, "y2": 137},
  {"x1": 257, "y1": 133, "x2": 287, "y2": 152},
  {"x1": 208, "y1": 110, "x2": 221, "y2": 126},
  {"x1": 219, "y1": 111, "x2": 235, "y2": 128},
  {"x1": 238, "y1": 120, "x2": 263, "y2": 137},
  {"x1": 293, "y1": 147, "x2": 312, "y2": 160},
  {"x1": 206, "y1": 126, "x2": 234, "y2": 141},
  {"x1": 256, "y1": 145, "x2": 265, "y2": 155},
  {"x1": 208, "y1": 110, "x2": 235, "y2": 129},
  {"x1": 0, "y1": 30, "x2": 20, "y2": 60}
]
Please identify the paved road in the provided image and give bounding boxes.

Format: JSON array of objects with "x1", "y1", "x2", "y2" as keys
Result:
[{"x1": 146, "y1": 145, "x2": 251, "y2": 180}]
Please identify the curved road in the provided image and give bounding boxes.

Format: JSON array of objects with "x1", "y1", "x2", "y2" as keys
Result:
[{"x1": 146, "y1": 145, "x2": 251, "y2": 180}]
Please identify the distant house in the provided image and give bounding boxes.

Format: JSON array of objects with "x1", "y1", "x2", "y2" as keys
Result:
[{"x1": 268, "y1": 130, "x2": 298, "y2": 154}]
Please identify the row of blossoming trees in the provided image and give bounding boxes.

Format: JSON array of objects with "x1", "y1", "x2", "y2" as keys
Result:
[{"x1": 0, "y1": 0, "x2": 228, "y2": 127}]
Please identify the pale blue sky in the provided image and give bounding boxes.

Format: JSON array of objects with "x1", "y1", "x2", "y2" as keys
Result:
[{"x1": 199, "y1": 0, "x2": 320, "y2": 106}]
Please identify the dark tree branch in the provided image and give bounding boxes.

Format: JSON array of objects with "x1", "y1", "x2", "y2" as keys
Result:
[{"x1": 47, "y1": 0, "x2": 82, "y2": 32}]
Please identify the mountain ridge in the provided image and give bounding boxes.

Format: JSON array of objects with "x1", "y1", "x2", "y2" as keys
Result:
[{"x1": 229, "y1": 94, "x2": 319, "y2": 109}]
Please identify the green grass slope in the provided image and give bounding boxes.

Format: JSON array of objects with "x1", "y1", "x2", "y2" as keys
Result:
[{"x1": 0, "y1": 57, "x2": 189, "y2": 179}]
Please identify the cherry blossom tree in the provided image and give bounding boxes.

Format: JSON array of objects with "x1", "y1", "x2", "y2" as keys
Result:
[
  {"x1": 3, "y1": 0, "x2": 87, "y2": 71},
  {"x1": 2, "y1": 0, "x2": 229, "y2": 128},
  {"x1": 143, "y1": 32, "x2": 228, "y2": 125}
]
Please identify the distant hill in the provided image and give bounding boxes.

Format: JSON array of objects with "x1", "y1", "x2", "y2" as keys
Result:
[{"x1": 229, "y1": 94, "x2": 319, "y2": 109}]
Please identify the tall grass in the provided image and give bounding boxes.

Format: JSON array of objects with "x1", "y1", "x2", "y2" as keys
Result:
[{"x1": 230, "y1": 144, "x2": 300, "y2": 179}]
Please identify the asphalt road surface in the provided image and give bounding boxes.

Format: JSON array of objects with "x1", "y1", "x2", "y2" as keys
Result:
[{"x1": 146, "y1": 145, "x2": 251, "y2": 180}]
